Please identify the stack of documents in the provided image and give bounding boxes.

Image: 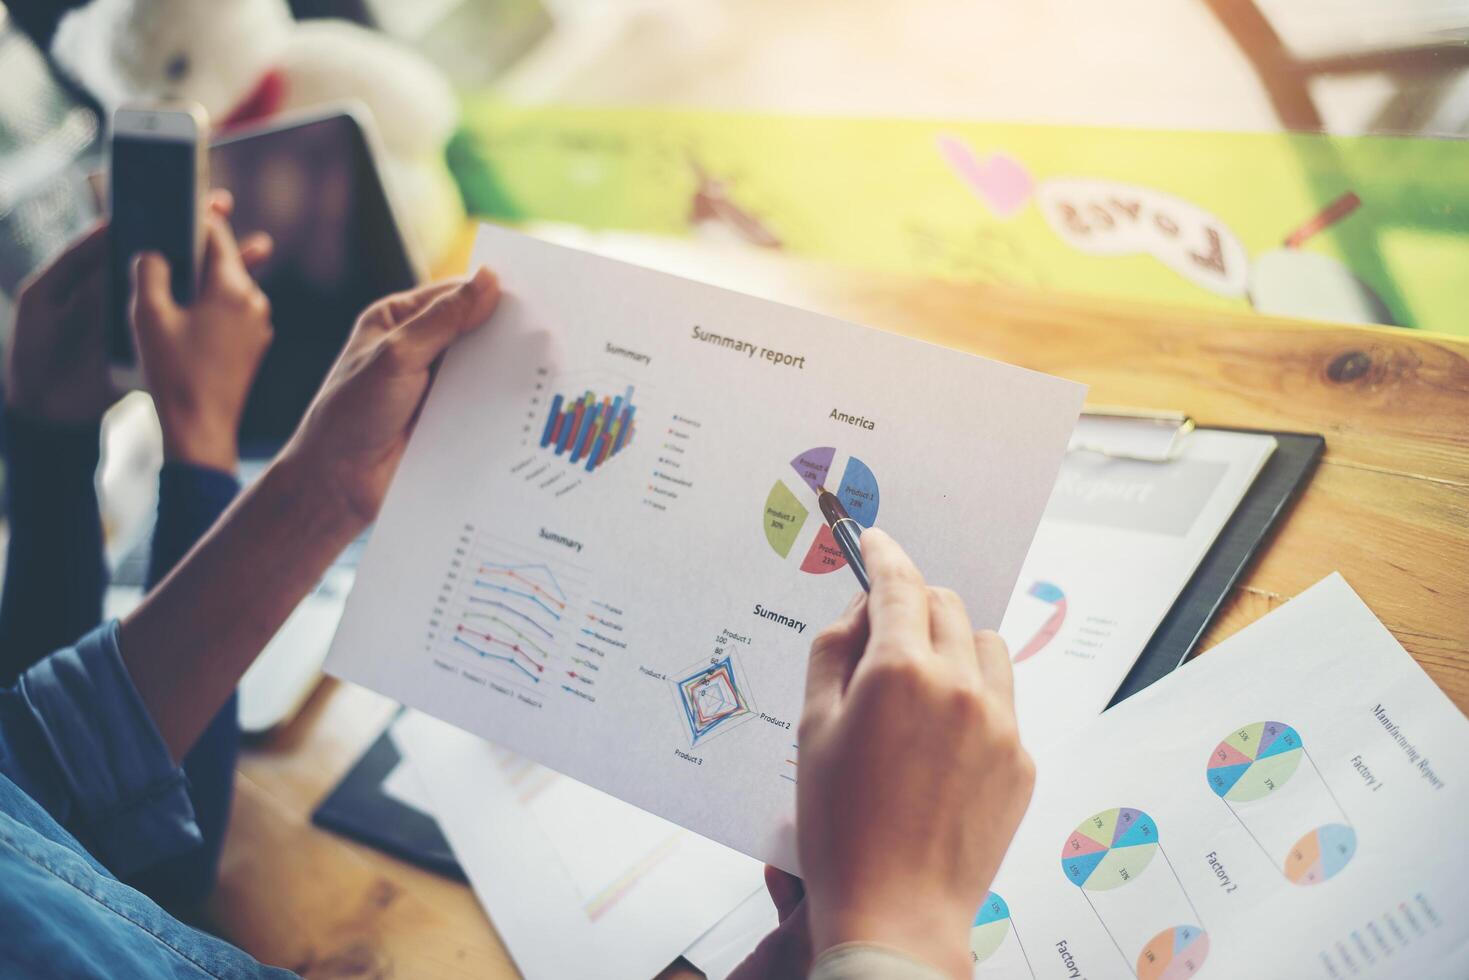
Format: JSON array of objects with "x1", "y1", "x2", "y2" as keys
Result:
[
  {"x1": 383, "y1": 574, "x2": 1469, "y2": 980},
  {"x1": 388, "y1": 713, "x2": 769, "y2": 979}
]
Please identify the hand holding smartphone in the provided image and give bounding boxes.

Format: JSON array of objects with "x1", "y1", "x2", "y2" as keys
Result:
[{"x1": 108, "y1": 102, "x2": 209, "y2": 389}]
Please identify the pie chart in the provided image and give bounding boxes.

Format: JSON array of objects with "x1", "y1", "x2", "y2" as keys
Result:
[
  {"x1": 968, "y1": 891, "x2": 1012, "y2": 964},
  {"x1": 1006, "y1": 580, "x2": 1067, "y2": 663},
  {"x1": 1060, "y1": 807, "x2": 1158, "y2": 891},
  {"x1": 1137, "y1": 925, "x2": 1209, "y2": 980},
  {"x1": 763, "y1": 447, "x2": 880, "y2": 575},
  {"x1": 1206, "y1": 721, "x2": 1303, "y2": 803},
  {"x1": 1284, "y1": 823, "x2": 1356, "y2": 886}
]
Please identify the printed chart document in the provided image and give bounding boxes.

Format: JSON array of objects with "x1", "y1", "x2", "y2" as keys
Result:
[
  {"x1": 392, "y1": 712, "x2": 763, "y2": 980},
  {"x1": 1001, "y1": 430, "x2": 1275, "y2": 744},
  {"x1": 327, "y1": 223, "x2": 1085, "y2": 870},
  {"x1": 973, "y1": 574, "x2": 1469, "y2": 980}
]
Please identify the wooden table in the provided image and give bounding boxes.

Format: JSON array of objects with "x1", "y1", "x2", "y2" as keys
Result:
[{"x1": 207, "y1": 260, "x2": 1469, "y2": 978}]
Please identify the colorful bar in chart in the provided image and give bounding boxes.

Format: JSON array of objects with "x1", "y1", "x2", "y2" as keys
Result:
[
  {"x1": 539, "y1": 385, "x2": 638, "y2": 473},
  {"x1": 540, "y1": 393, "x2": 564, "y2": 447}
]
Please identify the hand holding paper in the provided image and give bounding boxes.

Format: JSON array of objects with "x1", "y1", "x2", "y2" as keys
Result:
[{"x1": 287, "y1": 268, "x2": 501, "y2": 525}]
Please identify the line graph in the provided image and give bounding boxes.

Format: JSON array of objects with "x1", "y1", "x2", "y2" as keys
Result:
[
  {"x1": 472, "y1": 577, "x2": 565, "y2": 620},
  {"x1": 428, "y1": 526, "x2": 625, "y2": 702},
  {"x1": 464, "y1": 611, "x2": 554, "y2": 661},
  {"x1": 456, "y1": 624, "x2": 547, "y2": 673},
  {"x1": 468, "y1": 596, "x2": 555, "y2": 638},
  {"x1": 453, "y1": 633, "x2": 543, "y2": 683},
  {"x1": 480, "y1": 561, "x2": 569, "y2": 601}
]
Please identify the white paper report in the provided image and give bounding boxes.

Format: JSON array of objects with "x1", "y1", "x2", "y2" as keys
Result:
[{"x1": 327, "y1": 224, "x2": 1086, "y2": 870}]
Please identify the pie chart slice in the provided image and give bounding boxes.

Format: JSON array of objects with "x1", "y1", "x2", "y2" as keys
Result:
[
  {"x1": 968, "y1": 891, "x2": 1012, "y2": 964},
  {"x1": 791, "y1": 447, "x2": 835, "y2": 493},
  {"x1": 1008, "y1": 581, "x2": 1066, "y2": 664},
  {"x1": 835, "y1": 456, "x2": 880, "y2": 527},
  {"x1": 800, "y1": 524, "x2": 847, "y2": 574},
  {"x1": 1059, "y1": 807, "x2": 1159, "y2": 891},
  {"x1": 1206, "y1": 721, "x2": 1304, "y2": 802},
  {"x1": 763, "y1": 481, "x2": 809, "y2": 558},
  {"x1": 1284, "y1": 823, "x2": 1356, "y2": 885},
  {"x1": 1137, "y1": 925, "x2": 1209, "y2": 980}
]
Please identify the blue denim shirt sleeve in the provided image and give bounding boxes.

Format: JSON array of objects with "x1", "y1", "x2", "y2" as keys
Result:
[
  {"x1": 128, "y1": 460, "x2": 241, "y2": 907},
  {"x1": 1, "y1": 621, "x2": 200, "y2": 876}
]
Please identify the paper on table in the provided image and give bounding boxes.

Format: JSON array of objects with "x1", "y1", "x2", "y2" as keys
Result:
[
  {"x1": 327, "y1": 223, "x2": 1086, "y2": 871},
  {"x1": 379, "y1": 756, "x2": 435, "y2": 817},
  {"x1": 974, "y1": 574, "x2": 1469, "y2": 979},
  {"x1": 1001, "y1": 429, "x2": 1275, "y2": 746},
  {"x1": 393, "y1": 711, "x2": 764, "y2": 980},
  {"x1": 386, "y1": 715, "x2": 776, "y2": 978},
  {"x1": 682, "y1": 887, "x2": 780, "y2": 980}
]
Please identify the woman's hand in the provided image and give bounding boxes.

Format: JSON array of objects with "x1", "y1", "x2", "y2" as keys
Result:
[
  {"x1": 727, "y1": 866, "x2": 813, "y2": 980},
  {"x1": 282, "y1": 267, "x2": 500, "y2": 526},
  {"x1": 6, "y1": 223, "x2": 116, "y2": 424},
  {"x1": 795, "y1": 529, "x2": 1034, "y2": 978},
  {"x1": 131, "y1": 195, "x2": 274, "y2": 471}
]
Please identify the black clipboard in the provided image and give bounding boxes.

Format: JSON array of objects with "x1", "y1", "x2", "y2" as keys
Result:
[
  {"x1": 311, "y1": 713, "x2": 463, "y2": 879},
  {"x1": 1107, "y1": 429, "x2": 1324, "y2": 707}
]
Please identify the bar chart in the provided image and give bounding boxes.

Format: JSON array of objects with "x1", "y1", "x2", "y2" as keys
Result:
[{"x1": 539, "y1": 385, "x2": 638, "y2": 473}]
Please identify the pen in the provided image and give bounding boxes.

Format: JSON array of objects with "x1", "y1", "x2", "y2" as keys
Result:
[{"x1": 816, "y1": 486, "x2": 871, "y2": 592}]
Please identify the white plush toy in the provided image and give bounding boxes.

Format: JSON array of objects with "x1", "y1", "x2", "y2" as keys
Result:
[{"x1": 50, "y1": 0, "x2": 465, "y2": 266}]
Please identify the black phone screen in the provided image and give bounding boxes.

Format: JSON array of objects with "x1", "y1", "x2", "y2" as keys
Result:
[{"x1": 109, "y1": 135, "x2": 197, "y2": 366}]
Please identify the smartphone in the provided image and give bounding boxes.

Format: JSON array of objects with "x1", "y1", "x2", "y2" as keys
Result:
[{"x1": 108, "y1": 103, "x2": 209, "y2": 389}]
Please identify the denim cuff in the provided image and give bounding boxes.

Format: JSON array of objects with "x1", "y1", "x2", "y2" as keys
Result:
[{"x1": 18, "y1": 621, "x2": 201, "y2": 875}]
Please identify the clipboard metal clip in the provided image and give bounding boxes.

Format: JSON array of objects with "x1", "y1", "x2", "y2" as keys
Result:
[{"x1": 1068, "y1": 406, "x2": 1196, "y2": 463}]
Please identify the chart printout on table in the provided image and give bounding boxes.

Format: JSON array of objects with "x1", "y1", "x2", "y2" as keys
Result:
[
  {"x1": 393, "y1": 711, "x2": 764, "y2": 980},
  {"x1": 1000, "y1": 428, "x2": 1277, "y2": 747},
  {"x1": 973, "y1": 574, "x2": 1469, "y2": 980},
  {"x1": 326, "y1": 223, "x2": 1086, "y2": 871}
]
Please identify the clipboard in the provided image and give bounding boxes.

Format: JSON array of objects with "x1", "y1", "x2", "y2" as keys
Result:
[
  {"x1": 1106, "y1": 427, "x2": 1324, "y2": 707},
  {"x1": 311, "y1": 714, "x2": 463, "y2": 879}
]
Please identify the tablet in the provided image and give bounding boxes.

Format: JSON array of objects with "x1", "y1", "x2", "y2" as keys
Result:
[{"x1": 211, "y1": 107, "x2": 422, "y2": 457}]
